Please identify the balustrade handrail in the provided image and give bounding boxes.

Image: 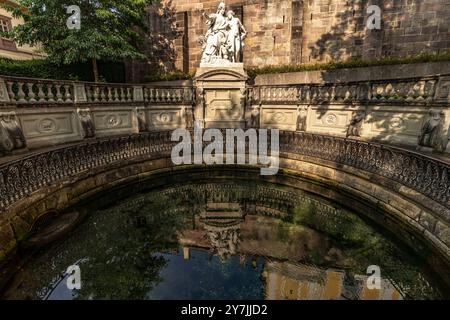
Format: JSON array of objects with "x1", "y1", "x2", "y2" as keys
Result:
[
  {"x1": 253, "y1": 73, "x2": 449, "y2": 104},
  {"x1": 0, "y1": 74, "x2": 195, "y2": 105},
  {"x1": 0, "y1": 131, "x2": 448, "y2": 213}
]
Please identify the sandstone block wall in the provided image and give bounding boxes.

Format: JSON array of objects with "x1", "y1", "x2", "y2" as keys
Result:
[{"x1": 126, "y1": 0, "x2": 450, "y2": 82}]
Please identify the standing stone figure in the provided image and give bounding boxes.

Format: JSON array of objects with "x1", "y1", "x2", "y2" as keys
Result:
[
  {"x1": 200, "y1": 2, "x2": 246, "y2": 64},
  {"x1": 0, "y1": 112, "x2": 26, "y2": 153},
  {"x1": 226, "y1": 10, "x2": 247, "y2": 63},
  {"x1": 296, "y1": 106, "x2": 307, "y2": 131},
  {"x1": 77, "y1": 109, "x2": 95, "y2": 138},
  {"x1": 136, "y1": 108, "x2": 148, "y2": 132},
  {"x1": 418, "y1": 110, "x2": 445, "y2": 150},
  {"x1": 346, "y1": 112, "x2": 365, "y2": 138},
  {"x1": 250, "y1": 105, "x2": 260, "y2": 128},
  {"x1": 183, "y1": 106, "x2": 195, "y2": 129}
]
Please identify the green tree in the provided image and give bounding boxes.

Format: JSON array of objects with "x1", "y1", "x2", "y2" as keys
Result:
[{"x1": 1, "y1": 0, "x2": 153, "y2": 82}]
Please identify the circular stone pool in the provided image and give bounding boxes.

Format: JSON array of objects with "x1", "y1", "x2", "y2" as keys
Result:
[{"x1": 1, "y1": 179, "x2": 448, "y2": 300}]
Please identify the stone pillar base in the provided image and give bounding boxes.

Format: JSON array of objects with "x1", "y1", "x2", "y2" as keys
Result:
[{"x1": 194, "y1": 64, "x2": 248, "y2": 130}]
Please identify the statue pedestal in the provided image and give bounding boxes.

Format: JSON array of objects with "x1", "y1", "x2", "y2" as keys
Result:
[{"x1": 194, "y1": 63, "x2": 248, "y2": 129}]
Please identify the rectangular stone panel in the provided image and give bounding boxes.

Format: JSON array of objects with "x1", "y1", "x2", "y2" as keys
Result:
[
  {"x1": 148, "y1": 106, "x2": 186, "y2": 130},
  {"x1": 261, "y1": 105, "x2": 297, "y2": 131},
  {"x1": 91, "y1": 108, "x2": 136, "y2": 136},
  {"x1": 307, "y1": 108, "x2": 351, "y2": 136},
  {"x1": 18, "y1": 110, "x2": 81, "y2": 148}
]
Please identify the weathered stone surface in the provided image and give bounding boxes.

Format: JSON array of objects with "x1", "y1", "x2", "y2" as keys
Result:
[
  {"x1": 194, "y1": 64, "x2": 248, "y2": 129},
  {"x1": 127, "y1": 0, "x2": 450, "y2": 80},
  {"x1": 0, "y1": 222, "x2": 15, "y2": 261}
]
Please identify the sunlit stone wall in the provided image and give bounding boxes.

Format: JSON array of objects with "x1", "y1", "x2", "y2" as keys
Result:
[{"x1": 128, "y1": 0, "x2": 450, "y2": 81}]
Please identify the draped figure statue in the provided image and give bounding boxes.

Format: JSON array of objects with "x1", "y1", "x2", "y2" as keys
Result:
[{"x1": 200, "y1": 1, "x2": 246, "y2": 64}]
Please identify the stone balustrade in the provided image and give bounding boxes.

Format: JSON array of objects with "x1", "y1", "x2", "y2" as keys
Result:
[
  {"x1": 253, "y1": 76, "x2": 442, "y2": 104},
  {"x1": 1, "y1": 76, "x2": 75, "y2": 104},
  {"x1": 143, "y1": 86, "x2": 194, "y2": 104},
  {"x1": 0, "y1": 76, "x2": 195, "y2": 105},
  {"x1": 0, "y1": 71, "x2": 449, "y2": 153}
]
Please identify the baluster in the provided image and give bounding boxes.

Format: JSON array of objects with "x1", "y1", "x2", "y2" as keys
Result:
[
  {"x1": 46, "y1": 83, "x2": 55, "y2": 102},
  {"x1": 107, "y1": 87, "x2": 113, "y2": 101},
  {"x1": 37, "y1": 83, "x2": 45, "y2": 102},
  {"x1": 113, "y1": 87, "x2": 119, "y2": 101},
  {"x1": 149, "y1": 88, "x2": 155, "y2": 103},
  {"x1": 127, "y1": 87, "x2": 132, "y2": 101},
  {"x1": 7, "y1": 81, "x2": 16, "y2": 102},
  {"x1": 17, "y1": 82, "x2": 26, "y2": 102},
  {"x1": 100, "y1": 86, "x2": 106, "y2": 102},
  {"x1": 93, "y1": 86, "x2": 99, "y2": 102},
  {"x1": 55, "y1": 84, "x2": 63, "y2": 102},
  {"x1": 64, "y1": 85, "x2": 73, "y2": 102},
  {"x1": 27, "y1": 82, "x2": 36, "y2": 102}
]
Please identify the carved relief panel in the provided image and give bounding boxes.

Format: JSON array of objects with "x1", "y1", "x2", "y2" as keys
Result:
[
  {"x1": 0, "y1": 111, "x2": 26, "y2": 152},
  {"x1": 148, "y1": 107, "x2": 185, "y2": 130},
  {"x1": 307, "y1": 108, "x2": 351, "y2": 135},
  {"x1": 19, "y1": 112, "x2": 76, "y2": 138},
  {"x1": 260, "y1": 106, "x2": 297, "y2": 131},
  {"x1": 91, "y1": 109, "x2": 133, "y2": 136},
  {"x1": 435, "y1": 76, "x2": 450, "y2": 103}
]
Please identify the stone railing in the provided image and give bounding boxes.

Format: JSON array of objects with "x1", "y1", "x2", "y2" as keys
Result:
[
  {"x1": 143, "y1": 86, "x2": 195, "y2": 104},
  {"x1": 0, "y1": 76, "x2": 76, "y2": 104},
  {"x1": 253, "y1": 76, "x2": 444, "y2": 104},
  {"x1": 0, "y1": 76, "x2": 195, "y2": 105},
  {"x1": 250, "y1": 73, "x2": 450, "y2": 152},
  {"x1": 0, "y1": 73, "x2": 449, "y2": 154},
  {"x1": 0, "y1": 131, "x2": 448, "y2": 212}
]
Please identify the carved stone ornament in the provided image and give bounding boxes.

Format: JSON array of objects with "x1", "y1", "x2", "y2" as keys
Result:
[
  {"x1": 346, "y1": 112, "x2": 365, "y2": 138},
  {"x1": 418, "y1": 109, "x2": 445, "y2": 151},
  {"x1": 0, "y1": 111, "x2": 26, "y2": 153},
  {"x1": 77, "y1": 108, "x2": 95, "y2": 139},
  {"x1": 249, "y1": 106, "x2": 260, "y2": 128},
  {"x1": 136, "y1": 107, "x2": 148, "y2": 132},
  {"x1": 183, "y1": 106, "x2": 195, "y2": 129},
  {"x1": 296, "y1": 106, "x2": 307, "y2": 132}
]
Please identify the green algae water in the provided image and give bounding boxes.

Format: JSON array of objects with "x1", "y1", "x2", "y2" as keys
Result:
[{"x1": 1, "y1": 180, "x2": 448, "y2": 300}]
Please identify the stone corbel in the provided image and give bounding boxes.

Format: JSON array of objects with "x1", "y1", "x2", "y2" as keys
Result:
[
  {"x1": 0, "y1": 111, "x2": 27, "y2": 153},
  {"x1": 77, "y1": 108, "x2": 95, "y2": 139}
]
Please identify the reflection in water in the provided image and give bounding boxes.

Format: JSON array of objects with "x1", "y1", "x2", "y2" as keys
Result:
[{"x1": 1, "y1": 181, "x2": 447, "y2": 300}]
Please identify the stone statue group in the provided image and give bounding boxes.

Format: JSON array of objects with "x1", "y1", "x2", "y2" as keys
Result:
[{"x1": 200, "y1": 1, "x2": 247, "y2": 64}]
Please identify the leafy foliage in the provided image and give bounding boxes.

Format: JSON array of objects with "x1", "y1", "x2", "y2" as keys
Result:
[
  {"x1": 0, "y1": 0, "x2": 153, "y2": 81},
  {"x1": 1, "y1": 0, "x2": 152, "y2": 64}
]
